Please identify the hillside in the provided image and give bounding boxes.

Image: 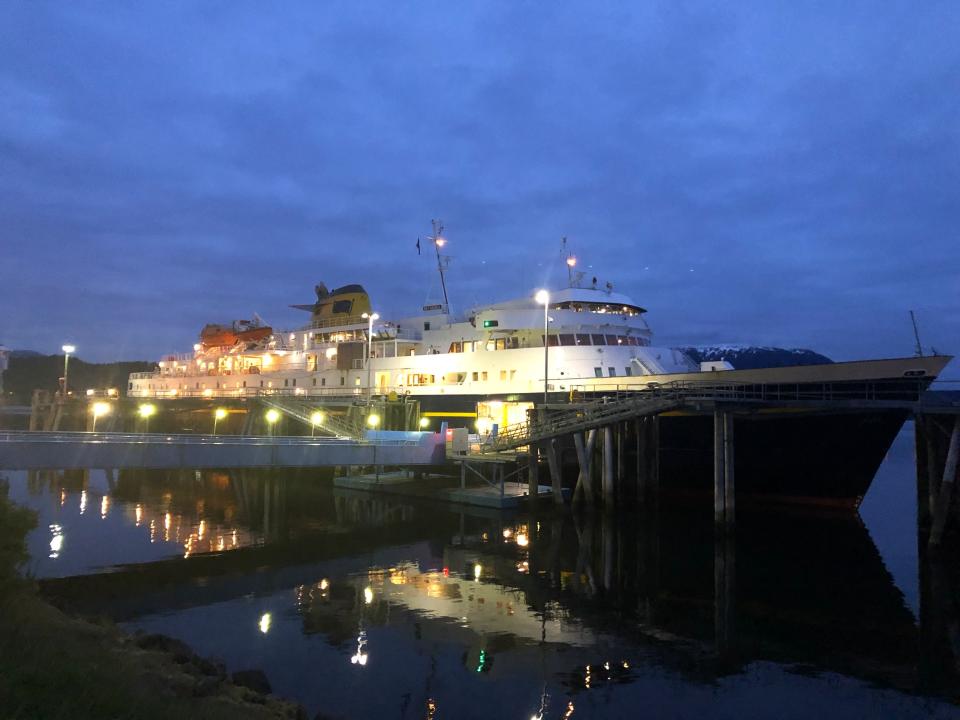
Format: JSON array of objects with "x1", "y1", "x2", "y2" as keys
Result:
[
  {"x1": 2, "y1": 354, "x2": 155, "y2": 404},
  {"x1": 680, "y1": 346, "x2": 833, "y2": 370}
]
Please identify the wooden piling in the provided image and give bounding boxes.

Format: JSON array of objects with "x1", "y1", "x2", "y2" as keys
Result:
[
  {"x1": 546, "y1": 439, "x2": 564, "y2": 505},
  {"x1": 602, "y1": 425, "x2": 615, "y2": 507},
  {"x1": 527, "y1": 445, "x2": 539, "y2": 501},
  {"x1": 714, "y1": 411, "x2": 735, "y2": 528},
  {"x1": 929, "y1": 417, "x2": 960, "y2": 548}
]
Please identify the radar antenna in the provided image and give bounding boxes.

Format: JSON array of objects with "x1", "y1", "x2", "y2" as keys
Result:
[{"x1": 429, "y1": 219, "x2": 450, "y2": 312}]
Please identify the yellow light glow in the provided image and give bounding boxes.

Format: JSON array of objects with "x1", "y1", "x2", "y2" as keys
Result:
[
  {"x1": 91, "y1": 401, "x2": 111, "y2": 418},
  {"x1": 62, "y1": 344, "x2": 76, "y2": 354},
  {"x1": 310, "y1": 411, "x2": 325, "y2": 426},
  {"x1": 214, "y1": 407, "x2": 228, "y2": 420},
  {"x1": 473, "y1": 563, "x2": 482, "y2": 580},
  {"x1": 502, "y1": 528, "x2": 512, "y2": 538},
  {"x1": 516, "y1": 533, "x2": 529, "y2": 547},
  {"x1": 325, "y1": 347, "x2": 337, "y2": 360},
  {"x1": 265, "y1": 409, "x2": 280, "y2": 424},
  {"x1": 319, "y1": 578, "x2": 329, "y2": 591},
  {"x1": 366, "y1": 414, "x2": 380, "y2": 428},
  {"x1": 262, "y1": 354, "x2": 272, "y2": 367},
  {"x1": 435, "y1": 237, "x2": 446, "y2": 247},
  {"x1": 138, "y1": 403, "x2": 156, "y2": 419},
  {"x1": 476, "y1": 418, "x2": 492, "y2": 434},
  {"x1": 535, "y1": 289, "x2": 550, "y2": 305},
  {"x1": 100, "y1": 495, "x2": 109, "y2": 519},
  {"x1": 566, "y1": 256, "x2": 577, "y2": 267},
  {"x1": 259, "y1": 612, "x2": 272, "y2": 634},
  {"x1": 85, "y1": 389, "x2": 95, "y2": 396},
  {"x1": 364, "y1": 586, "x2": 374, "y2": 605},
  {"x1": 419, "y1": 417, "x2": 430, "y2": 429},
  {"x1": 202, "y1": 388, "x2": 213, "y2": 397}
]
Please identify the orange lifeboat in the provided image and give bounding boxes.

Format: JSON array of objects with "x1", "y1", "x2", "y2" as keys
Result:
[{"x1": 199, "y1": 320, "x2": 272, "y2": 349}]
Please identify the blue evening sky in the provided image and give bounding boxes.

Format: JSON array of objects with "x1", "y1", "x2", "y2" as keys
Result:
[{"x1": 1, "y1": 2, "x2": 958, "y2": 374}]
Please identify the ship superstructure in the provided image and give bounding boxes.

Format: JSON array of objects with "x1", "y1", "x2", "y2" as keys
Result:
[{"x1": 129, "y1": 278, "x2": 699, "y2": 428}]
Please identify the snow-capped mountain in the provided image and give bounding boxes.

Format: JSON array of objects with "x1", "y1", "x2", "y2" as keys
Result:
[{"x1": 679, "y1": 346, "x2": 833, "y2": 370}]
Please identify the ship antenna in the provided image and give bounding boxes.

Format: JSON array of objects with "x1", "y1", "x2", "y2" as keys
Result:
[
  {"x1": 562, "y1": 236, "x2": 581, "y2": 288},
  {"x1": 909, "y1": 310, "x2": 924, "y2": 357},
  {"x1": 430, "y1": 219, "x2": 450, "y2": 313}
]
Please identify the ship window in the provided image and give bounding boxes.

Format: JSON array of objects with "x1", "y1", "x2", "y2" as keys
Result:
[
  {"x1": 608, "y1": 367, "x2": 616, "y2": 377},
  {"x1": 594, "y1": 367, "x2": 603, "y2": 377},
  {"x1": 606, "y1": 335, "x2": 619, "y2": 345},
  {"x1": 260, "y1": 380, "x2": 264, "y2": 387},
  {"x1": 591, "y1": 334, "x2": 606, "y2": 345},
  {"x1": 495, "y1": 338, "x2": 506, "y2": 350},
  {"x1": 284, "y1": 379, "x2": 288, "y2": 387},
  {"x1": 423, "y1": 322, "x2": 431, "y2": 331},
  {"x1": 481, "y1": 371, "x2": 488, "y2": 381},
  {"x1": 542, "y1": 334, "x2": 559, "y2": 347},
  {"x1": 322, "y1": 378, "x2": 326, "y2": 386},
  {"x1": 340, "y1": 377, "x2": 345, "y2": 386},
  {"x1": 500, "y1": 370, "x2": 507, "y2": 381},
  {"x1": 510, "y1": 370, "x2": 516, "y2": 380},
  {"x1": 624, "y1": 367, "x2": 632, "y2": 376},
  {"x1": 486, "y1": 340, "x2": 495, "y2": 351},
  {"x1": 559, "y1": 334, "x2": 576, "y2": 346},
  {"x1": 472, "y1": 371, "x2": 479, "y2": 381},
  {"x1": 292, "y1": 378, "x2": 296, "y2": 387},
  {"x1": 355, "y1": 377, "x2": 360, "y2": 386},
  {"x1": 332, "y1": 299, "x2": 352, "y2": 314},
  {"x1": 508, "y1": 337, "x2": 519, "y2": 349},
  {"x1": 576, "y1": 334, "x2": 591, "y2": 346},
  {"x1": 449, "y1": 342, "x2": 462, "y2": 353},
  {"x1": 243, "y1": 380, "x2": 247, "y2": 387}
]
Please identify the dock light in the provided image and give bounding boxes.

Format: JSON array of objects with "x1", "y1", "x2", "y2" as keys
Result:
[
  {"x1": 265, "y1": 409, "x2": 280, "y2": 435},
  {"x1": 516, "y1": 533, "x2": 529, "y2": 548},
  {"x1": 213, "y1": 407, "x2": 228, "y2": 435},
  {"x1": 419, "y1": 417, "x2": 430, "y2": 429},
  {"x1": 473, "y1": 563, "x2": 482, "y2": 581},
  {"x1": 258, "y1": 612, "x2": 271, "y2": 634},
  {"x1": 364, "y1": 586, "x2": 374, "y2": 605},
  {"x1": 310, "y1": 411, "x2": 325, "y2": 436},
  {"x1": 61, "y1": 344, "x2": 76, "y2": 397},
  {"x1": 90, "y1": 401, "x2": 111, "y2": 432},
  {"x1": 138, "y1": 403, "x2": 156, "y2": 432},
  {"x1": 366, "y1": 413, "x2": 381, "y2": 428},
  {"x1": 535, "y1": 290, "x2": 550, "y2": 405}
]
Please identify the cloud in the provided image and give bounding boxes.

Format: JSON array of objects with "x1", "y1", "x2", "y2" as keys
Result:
[{"x1": 0, "y1": 1, "x2": 957, "y2": 378}]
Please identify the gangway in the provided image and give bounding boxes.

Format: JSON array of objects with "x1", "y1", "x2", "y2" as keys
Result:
[{"x1": 257, "y1": 395, "x2": 365, "y2": 439}]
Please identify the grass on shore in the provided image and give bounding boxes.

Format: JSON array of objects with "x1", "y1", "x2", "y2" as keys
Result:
[{"x1": 0, "y1": 479, "x2": 305, "y2": 720}]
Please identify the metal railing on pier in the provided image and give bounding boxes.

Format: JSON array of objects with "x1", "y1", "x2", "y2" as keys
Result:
[{"x1": 485, "y1": 378, "x2": 935, "y2": 453}]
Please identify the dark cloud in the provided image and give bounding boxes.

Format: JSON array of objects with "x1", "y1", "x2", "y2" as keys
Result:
[{"x1": 1, "y1": 1, "x2": 957, "y2": 379}]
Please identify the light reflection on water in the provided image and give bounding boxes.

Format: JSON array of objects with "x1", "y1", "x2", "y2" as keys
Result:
[{"x1": 5, "y1": 428, "x2": 960, "y2": 718}]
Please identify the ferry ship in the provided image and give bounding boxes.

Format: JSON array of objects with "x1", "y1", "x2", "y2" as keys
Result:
[{"x1": 128, "y1": 235, "x2": 951, "y2": 508}]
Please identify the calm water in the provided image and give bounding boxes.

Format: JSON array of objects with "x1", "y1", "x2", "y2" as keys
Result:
[{"x1": 6, "y1": 424, "x2": 960, "y2": 719}]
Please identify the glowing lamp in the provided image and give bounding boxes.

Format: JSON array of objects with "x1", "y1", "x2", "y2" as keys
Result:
[
  {"x1": 310, "y1": 411, "x2": 325, "y2": 425},
  {"x1": 138, "y1": 403, "x2": 156, "y2": 419},
  {"x1": 419, "y1": 417, "x2": 430, "y2": 429},
  {"x1": 265, "y1": 409, "x2": 280, "y2": 424},
  {"x1": 366, "y1": 413, "x2": 381, "y2": 428},
  {"x1": 214, "y1": 408, "x2": 228, "y2": 420},
  {"x1": 535, "y1": 289, "x2": 549, "y2": 305}
]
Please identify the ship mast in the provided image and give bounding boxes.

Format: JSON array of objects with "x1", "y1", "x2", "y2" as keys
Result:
[{"x1": 430, "y1": 219, "x2": 450, "y2": 312}]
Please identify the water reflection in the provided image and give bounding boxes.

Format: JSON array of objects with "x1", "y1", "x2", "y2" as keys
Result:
[{"x1": 11, "y1": 465, "x2": 960, "y2": 717}]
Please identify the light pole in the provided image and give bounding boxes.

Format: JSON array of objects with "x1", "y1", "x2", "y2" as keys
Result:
[
  {"x1": 535, "y1": 290, "x2": 550, "y2": 405},
  {"x1": 61, "y1": 344, "x2": 76, "y2": 397},
  {"x1": 361, "y1": 312, "x2": 379, "y2": 403}
]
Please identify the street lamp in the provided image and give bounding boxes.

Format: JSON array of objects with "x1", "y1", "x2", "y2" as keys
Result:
[
  {"x1": 90, "y1": 401, "x2": 110, "y2": 432},
  {"x1": 535, "y1": 290, "x2": 550, "y2": 405},
  {"x1": 213, "y1": 407, "x2": 227, "y2": 435},
  {"x1": 61, "y1": 344, "x2": 76, "y2": 398},
  {"x1": 367, "y1": 413, "x2": 380, "y2": 429},
  {"x1": 138, "y1": 403, "x2": 156, "y2": 433},
  {"x1": 265, "y1": 408, "x2": 280, "y2": 435},
  {"x1": 310, "y1": 410, "x2": 325, "y2": 437},
  {"x1": 361, "y1": 312, "x2": 380, "y2": 403}
]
